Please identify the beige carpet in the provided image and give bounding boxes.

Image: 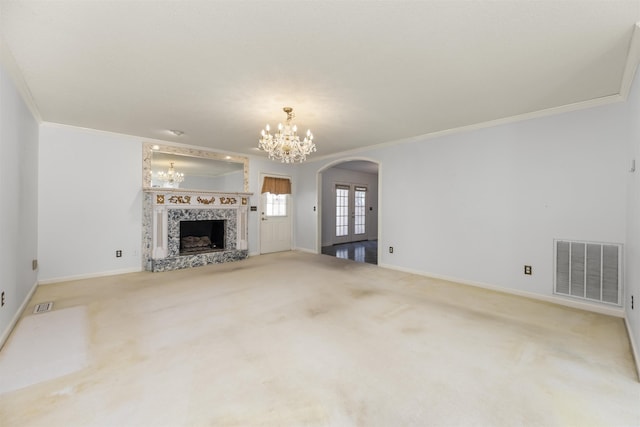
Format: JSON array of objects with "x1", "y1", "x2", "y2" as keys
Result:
[
  {"x1": 0, "y1": 306, "x2": 88, "y2": 395},
  {"x1": 0, "y1": 251, "x2": 638, "y2": 426}
]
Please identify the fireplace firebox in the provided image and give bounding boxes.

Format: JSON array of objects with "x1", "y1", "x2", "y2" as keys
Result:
[{"x1": 179, "y1": 220, "x2": 225, "y2": 255}]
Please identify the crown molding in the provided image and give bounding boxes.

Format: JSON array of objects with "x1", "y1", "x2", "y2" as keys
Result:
[
  {"x1": 619, "y1": 22, "x2": 640, "y2": 100},
  {"x1": 0, "y1": 37, "x2": 42, "y2": 123},
  {"x1": 308, "y1": 93, "x2": 625, "y2": 164}
]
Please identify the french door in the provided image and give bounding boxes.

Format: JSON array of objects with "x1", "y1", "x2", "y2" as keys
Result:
[{"x1": 334, "y1": 184, "x2": 367, "y2": 244}]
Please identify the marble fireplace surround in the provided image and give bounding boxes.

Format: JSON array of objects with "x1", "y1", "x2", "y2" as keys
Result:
[{"x1": 143, "y1": 189, "x2": 252, "y2": 272}]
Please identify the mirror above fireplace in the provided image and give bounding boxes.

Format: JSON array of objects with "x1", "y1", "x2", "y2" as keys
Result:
[{"x1": 142, "y1": 143, "x2": 249, "y2": 192}]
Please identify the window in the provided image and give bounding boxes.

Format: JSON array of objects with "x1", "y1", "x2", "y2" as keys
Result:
[{"x1": 265, "y1": 193, "x2": 287, "y2": 216}]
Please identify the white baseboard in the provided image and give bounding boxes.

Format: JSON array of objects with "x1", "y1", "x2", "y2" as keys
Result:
[
  {"x1": 0, "y1": 280, "x2": 38, "y2": 351},
  {"x1": 293, "y1": 247, "x2": 317, "y2": 255},
  {"x1": 249, "y1": 248, "x2": 318, "y2": 257},
  {"x1": 378, "y1": 263, "x2": 624, "y2": 318},
  {"x1": 38, "y1": 267, "x2": 143, "y2": 285},
  {"x1": 624, "y1": 315, "x2": 640, "y2": 382}
]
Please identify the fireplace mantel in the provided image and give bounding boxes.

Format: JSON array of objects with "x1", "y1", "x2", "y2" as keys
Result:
[
  {"x1": 142, "y1": 189, "x2": 253, "y2": 272},
  {"x1": 143, "y1": 188, "x2": 252, "y2": 204}
]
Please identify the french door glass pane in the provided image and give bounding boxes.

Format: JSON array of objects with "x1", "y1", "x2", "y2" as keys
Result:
[
  {"x1": 354, "y1": 187, "x2": 366, "y2": 235},
  {"x1": 336, "y1": 186, "x2": 349, "y2": 237}
]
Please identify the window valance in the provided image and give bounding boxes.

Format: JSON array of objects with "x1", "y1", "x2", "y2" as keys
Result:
[{"x1": 261, "y1": 177, "x2": 291, "y2": 194}]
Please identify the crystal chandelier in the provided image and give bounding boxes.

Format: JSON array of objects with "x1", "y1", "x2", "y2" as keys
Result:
[
  {"x1": 258, "y1": 107, "x2": 316, "y2": 163},
  {"x1": 157, "y1": 162, "x2": 184, "y2": 187}
]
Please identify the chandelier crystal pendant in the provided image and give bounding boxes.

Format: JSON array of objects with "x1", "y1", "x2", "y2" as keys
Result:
[
  {"x1": 258, "y1": 107, "x2": 316, "y2": 163},
  {"x1": 157, "y1": 162, "x2": 185, "y2": 187}
]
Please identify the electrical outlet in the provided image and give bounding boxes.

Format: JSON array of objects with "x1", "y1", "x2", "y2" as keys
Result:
[
  {"x1": 1, "y1": 291, "x2": 5, "y2": 307},
  {"x1": 632, "y1": 295, "x2": 635, "y2": 310},
  {"x1": 32, "y1": 259, "x2": 38, "y2": 270},
  {"x1": 389, "y1": 246, "x2": 394, "y2": 254},
  {"x1": 116, "y1": 250, "x2": 122, "y2": 258},
  {"x1": 524, "y1": 265, "x2": 532, "y2": 275}
]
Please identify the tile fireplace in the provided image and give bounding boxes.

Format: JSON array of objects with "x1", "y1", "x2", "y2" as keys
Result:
[{"x1": 143, "y1": 189, "x2": 252, "y2": 272}]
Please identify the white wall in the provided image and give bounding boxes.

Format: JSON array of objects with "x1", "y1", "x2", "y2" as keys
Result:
[
  {"x1": 625, "y1": 65, "x2": 640, "y2": 374},
  {"x1": 38, "y1": 124, "x2": 143, "y2": 282},
  {"x1": 320, "y1": 166, "x2": 378, "y2": 246},
  {"x1": 0, "y1": 61, "x2": 39, "y2": 343},
  {"x1": 296, "y1": 100, "x2": 629, "y2": 309}
]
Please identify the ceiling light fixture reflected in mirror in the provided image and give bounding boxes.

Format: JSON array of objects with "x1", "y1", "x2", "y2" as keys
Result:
[{"x1": 156, "y1": 162, "x2": 185, "y2": 188}]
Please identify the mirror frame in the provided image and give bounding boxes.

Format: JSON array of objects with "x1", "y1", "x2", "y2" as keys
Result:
[{"x1": 142, "y1": 142, "x2": 249, "y2": 192}]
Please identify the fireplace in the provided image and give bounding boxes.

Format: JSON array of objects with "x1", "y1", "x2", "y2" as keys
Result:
[
  {"x1": 180, "y1": 220, "x2": 225, "y2": 254},
  {"x1": 143, "y1": 189, "x2": 251, "y2": 272}
]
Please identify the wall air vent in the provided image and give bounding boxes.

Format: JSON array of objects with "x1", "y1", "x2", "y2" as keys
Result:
[{"x1": 554, "y1": 240, "x2": 622, "y2": 306}]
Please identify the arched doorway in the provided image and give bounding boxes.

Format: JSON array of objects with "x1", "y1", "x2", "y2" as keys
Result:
[{"x1": 318, "y1": 159, "x2": 379, "y2": 265}]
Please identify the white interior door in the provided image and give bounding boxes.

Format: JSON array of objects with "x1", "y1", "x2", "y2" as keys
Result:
[
  {"x1": 260, "y1": 185, "x2": 292, "y2": 254},
  {"x1": 334, "y1": 184, "x2": 367, "y2": 244}
]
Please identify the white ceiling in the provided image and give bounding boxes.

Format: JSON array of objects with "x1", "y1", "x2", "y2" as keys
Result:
[{"x1": 1, "y1": 1, "x2": 639, "y2": 159}]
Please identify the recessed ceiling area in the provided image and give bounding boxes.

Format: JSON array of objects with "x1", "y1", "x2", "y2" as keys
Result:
[{"x1": 1, "y1": 1, "x2": 639, "y2": 158}]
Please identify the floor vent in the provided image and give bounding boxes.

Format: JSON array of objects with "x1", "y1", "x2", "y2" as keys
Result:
[
  {"x1": 33, "y1": 302, "x2": 54, "y2": 314},
  {"x1": 554, "y1": 240, "x2": 622, "y2": 306}
]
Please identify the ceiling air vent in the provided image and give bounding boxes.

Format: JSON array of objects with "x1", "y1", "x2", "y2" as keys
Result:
[{"x1": 554, "y1": 240, "x2": 622, "y2": 306}]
